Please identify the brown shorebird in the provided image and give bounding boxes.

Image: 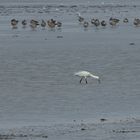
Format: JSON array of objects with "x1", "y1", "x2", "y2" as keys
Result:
[
  {"x1": 109, "y1": 17, "x2": 119, "y2": 26},
  {"x1": 11, "y1": 19, "x2": 18, "y2": 28},
  {"x1": 133, "y1": 18, "x2": 140, "y2": 26},
  {"x1": 78, "y1": 16, "x2": 84, "y2": 23},
  {"x1": 41, "y1": 19, "x2": 46, "y2": 28},
  {"x1": 101, "y1": 20, "x2": 107, "y2": 27},
  {"x1": 30, "y1": 19, "x2": 39, "y2": 29},
  {"x1": 47, "y1": 19, "x2": 56, "y2": 28},
  {"x1": 94, "y1": 19, "x2": 100, "y2": 27},
  {"x1": 77, "y1": 12, "x2": 84, "y2": 23},
  {"x1": 123, "y1": 18, "x2": 129, "y2": 23},
  {"x1": 91, "y1": 18, "x2": 95, "y2": 24},
  {"x1": 109, "y1": 20, "x2": 117, "y2": 26},
  {"x1": 21, "y1": 20, "x2": 27, "y2": 28},
  {"x1": 83, "y1": 21, "x2": 89, "y2": 28},
  {"x1": 109, "y1": 17, "x2": 120, "y2": 23}
]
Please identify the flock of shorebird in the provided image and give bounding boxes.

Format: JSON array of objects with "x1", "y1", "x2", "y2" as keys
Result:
[
  {"x1": 11, "y1": 16, "x2": 140, "y2": 29},
  {"x1": 78, "y1": 15, "x2": 140, "y2": 28},
  {"x1": 76, "y1": 12, "x2": 140, "y2": 27},
  {"x1": 10, "y1": 18, "x2": 62, "y2": 29}
]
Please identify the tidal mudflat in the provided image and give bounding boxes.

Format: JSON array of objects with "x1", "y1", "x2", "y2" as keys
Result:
[{"x1": 0, "y1": 0, "x2": 140, "y2": 139}]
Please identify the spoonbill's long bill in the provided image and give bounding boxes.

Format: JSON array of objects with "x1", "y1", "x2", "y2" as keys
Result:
[{"x1": 74, "y1": 71, "x2": 100, "y2": 84}]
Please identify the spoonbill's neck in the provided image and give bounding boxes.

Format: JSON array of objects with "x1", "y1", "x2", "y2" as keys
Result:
[{"x1": 90, "y1": 74, "x2": 99, "y2": 79}]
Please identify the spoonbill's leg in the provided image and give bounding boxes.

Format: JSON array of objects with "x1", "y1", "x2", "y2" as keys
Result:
[
  {"x1": 98, "y1": 78, "x2": 101, "y2": 84},
  {"x1": 80, "y1": 77, "x2": 83, "y2": 83},
  {"x1": 85, "y1": 78, "x2": 88, "y2": 84}
]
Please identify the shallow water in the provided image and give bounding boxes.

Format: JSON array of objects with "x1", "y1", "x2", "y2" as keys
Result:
[{"x1": 0, "y1": 1, "x2": 140, "y2": 138}]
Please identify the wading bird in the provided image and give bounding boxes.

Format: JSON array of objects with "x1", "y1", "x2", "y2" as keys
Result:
[
  {"x1": 77, "y1": 12, "x2": 84, "y2": 23},
  {"x1": 101, "y1": 20, "x2": 107, "y2": 27},
  {"x1": 109, "y1": 17, "x2": 119, "y2": 26},
  {"x1": 47, "y1": 19, "x2": 56, "y2": 28},
  {"x1": 74, "y1": 71, "x2": 100, "y2": 84},
  {"x1": 41, "y1": 19, "x2": 46, "y2": 28},
  {"x1": 123, "y1": 18, "x2": 129, "y2": 23},
  {"x1": 133, "y1": 18, "x2": 140, "y2": 26},
  {"x1": 21, "y1": 19, "x2": 27, "y2": 28},
  {"x1": 11, "y1": 19, "x2": 18, "y2": 28},
  {"x1": 83, "y1": 21, "x2": 89, "y2": 28},
  {"x1": 94, "y1": 19, "x2": 100, "y2": 27},
  {"x1": 30, "y1": 19, "x2": 39, "y2": 29}
]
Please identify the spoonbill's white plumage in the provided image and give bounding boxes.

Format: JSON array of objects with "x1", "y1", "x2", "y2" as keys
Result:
[{"x1": 74, "y1": 71, "x2": 100, "y2": 84}]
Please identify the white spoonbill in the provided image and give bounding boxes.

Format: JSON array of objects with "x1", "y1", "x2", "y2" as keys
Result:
[{"x1": 74, "y1": 71, "x2": 100, "y2": 84}]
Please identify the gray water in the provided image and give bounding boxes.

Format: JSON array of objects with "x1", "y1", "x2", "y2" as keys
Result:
[{"x1": 0, "y1": 0, "x2": 140, "y2": 128}]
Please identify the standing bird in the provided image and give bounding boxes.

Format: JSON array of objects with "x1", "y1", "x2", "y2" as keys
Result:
[
  {"x1": 101, "y1": 20, "x2": 107, "y2": 27},
  {"x1": 78, "y1": 16, "x2": 84, "y2": 23},
  {"x1": 47, "y1": 19, "x2": 56, "y2": 28},
  {"x1": 74, "y1": 71, "x2": 100, "y2": 84},
  {"x1": 109, "y1": 17, "x2": 119, "y2": 26},
  {"x1": 133, "y1": 18, "x2": 140, "y2": 26},
  {"x1": 83, "y1": 21, "x2": 89, "y2": 28},
  {"x1": 91, "y1": 18, "x2": 95, "y2": 24},
  {"x1": 109, "y1": 17, "x2": 120, "y2": 23},
  {"x1": 109, "y1": 20, "x2": 117, "y2": 26},
  {"x1": 94, "y1": 19, "x2": 100, "y2": 27},
  {"x1": 21, "y1": 19, "x2": 27, "y2": 28},
  {"x1": 11, "y1": 19, "x2": 18, "y2": 29},
  {"x1": 30, "y1": 19, "x2": 39, "y2": 29},
  {"x1": 41, "y1": 19, "x2": 46, "y2": 28},
  {"x1": 77, "y1": 12, "x2": 84, "y2": 23},
  {"x1": 123, "y1": 18, "x2": 129, "y2": 23}
]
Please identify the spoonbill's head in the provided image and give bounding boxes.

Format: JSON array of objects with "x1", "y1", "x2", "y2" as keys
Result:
[
  {"x1": 98, "y1": 78, "x2": 101, "y2": 84},
  {"x1": 93, "y1": 75, "x2": 101, "y2": 84}
]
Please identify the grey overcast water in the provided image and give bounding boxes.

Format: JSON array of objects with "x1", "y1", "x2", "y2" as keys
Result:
[{"x1": 0, "y1": 0, "x2": 140, "y2": 139}]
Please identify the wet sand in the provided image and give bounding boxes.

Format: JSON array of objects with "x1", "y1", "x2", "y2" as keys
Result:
[{"x1": 0, "y1": 118, "x2": 140, "y2": 140}]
